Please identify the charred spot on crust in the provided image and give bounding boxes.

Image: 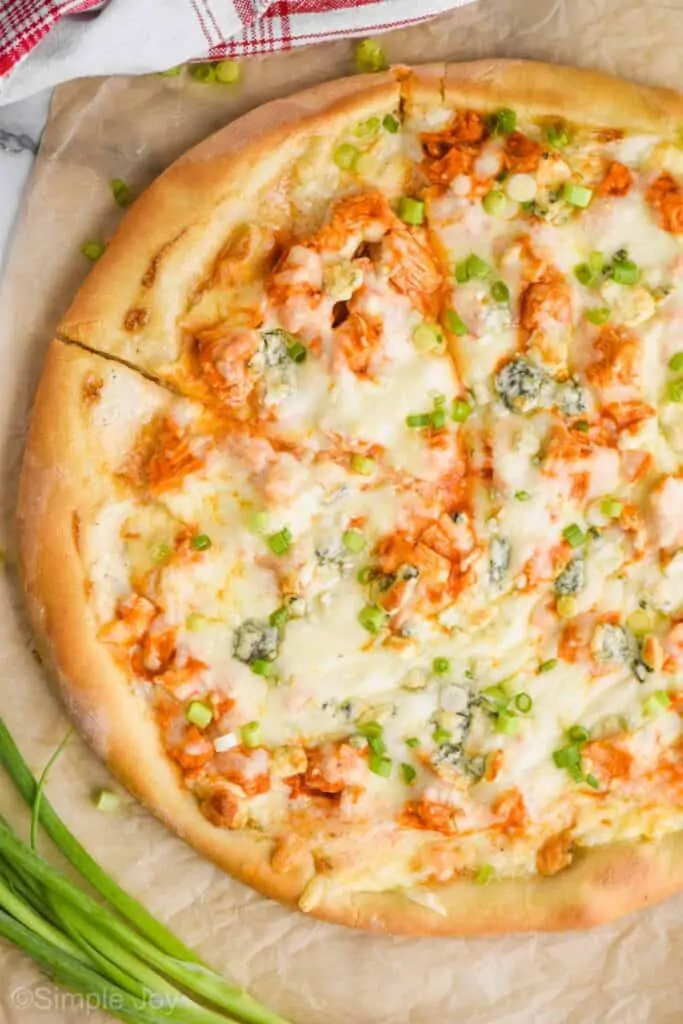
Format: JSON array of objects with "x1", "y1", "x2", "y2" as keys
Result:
[
  {"x1": 124, "y1": 307, "x2": 151, "y2": 332},
  {"x1": 332, "y1": 301, "x2": 350, "y2": 328},
  {"x1": 71, "y1": 511, "x2": 81, "y2": 552},
  {"x1": 82, "y1": 373, "x2": 104, "y2": 406}
]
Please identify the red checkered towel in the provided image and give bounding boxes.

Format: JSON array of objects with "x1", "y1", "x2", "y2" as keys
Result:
[{"x1": 0, "y1": 0, "x2": 472, "y2": 104}]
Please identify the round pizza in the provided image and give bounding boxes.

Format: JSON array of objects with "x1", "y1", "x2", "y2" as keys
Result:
[{"x1": 19, "y1": 59, "x2": 683, "y2": 935}]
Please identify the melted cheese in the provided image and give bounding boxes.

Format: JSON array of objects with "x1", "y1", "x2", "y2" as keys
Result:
[{"x1": 80, "y1": 103, "x2": 683, "y2": 894}]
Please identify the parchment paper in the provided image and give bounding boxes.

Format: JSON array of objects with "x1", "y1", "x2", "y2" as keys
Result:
[{"x1": 2, "y1": 2, "x2": 683, "y2": 1021}]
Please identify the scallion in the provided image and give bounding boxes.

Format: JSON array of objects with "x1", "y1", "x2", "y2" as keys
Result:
[
  {"x1": 562, "y1": 523, "x2": 586, "y2": 549},
  {"x1": 451, "y1": 399, "x2": 472, "y2": 423},
  {"x1": 669, "y1": 352, "x2": 683, "y2": 373},
  {"x1": 350, "y1": 454, "x2": 376, "y2": 476},
  {"x1": 342, "y1": 529, "x2": 366, "y2": 553},
  {"x1": 241, "y1": 721, "x2": 261, "y2": 747},
  {"x1": 446, "y1": 309, "x2": 468, "y2": 336},
  {"x1": 400, "y1": 763, "x2": 417, "y2": 785},
  {"x1": 267, "y1": 528, "x2": 292, "y2": 556},
  {"x1": 433, "y1": 657, "x2": 451, "y2": 676},
  {"x1": 334, "y1": 143, "x2": 359, "y2": 171},
  {"x1": 186, "y1": 701, "x2": 213, "y2": 729},
  {"x1": 399, "y1": 197, "x2": 425, "y2": 225},
  {"x1": 562, "y1": 182, "x2": 593, "y2": 208},
  {"x1": 354, "y1": 38, "x2": 388, "y2": 73},
  {"x1": 358, "y1": 604, "x2": 388, "y2": 634},
  {"x1": 383, "y1": 113, "x2": 400, "y2": 133},
  {"x1": 191, "y1": 533, "x2": 212, "y2": 551},
  {"x1": 95, "y1": 790, "x2": 120, "y2": 813}
]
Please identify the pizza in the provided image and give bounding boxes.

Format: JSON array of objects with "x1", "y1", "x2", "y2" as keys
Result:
[{"x1": 18, "y1": 59, "x2": 683, "y2": 936}]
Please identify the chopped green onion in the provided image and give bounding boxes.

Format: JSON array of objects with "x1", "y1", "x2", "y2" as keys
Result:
[
  {"x1": 539, "y1": 658, "x2": 558, "y2": 673},
  {"x1": 358, "y1": 604, "x2": 389, "y2": 634},
  {"x1": 342, "y1": 529, "x2": 366, "y2": 553},
  {"x1": 185, "y1": 701, "x2": 213, "y2": 729},
  {"x1": 399, "y1": 196, "x2": 425, "y2": 225},
  {"x1": 433, "y1": 657, "x2": 451, "y2": 676},
  {"x1": 412, "y1": 323, "x2": 444, "y2": 352},
  {"x1": 247, "y1": 509, "x2": 269, "y2": 534},
  {"x1": 80, "y1": 241, "x2": 106, "y2": 262},
  {"x1": 405, "y1": 737, "x2": 421, "y2": 748},
  {"x1": 190, "y1": 533, "x2": 212, "y2": 551},
  {"x1": 430, "y1": 408, "x2": 447, "y2": 430},
  {"x1": 669, "y1": 379, "x2": 683, "y2": 403},
  {"x1": 588, "y1": 250, "x2": 605, "y2": 273},
  {"x1": 110, "y1": 178, "x2": 132, "y2": 208},
  {"x1": 94, "y1": 789, "x2": 119, "y2": 813},
  {"x1": 573, "y1": 262, "x2": 594, "y2": 286},
  {"x1": 574, "y1": 420, "x2": 590, "y2": 432},
  {"x1": 514, "y1": 693, "x2": 533, "y2": 714},
  {"x1": 491, "y1": 280, "x2": 510, "y2": 303},
  {"x1": 490, "y1": 108, "x2": 517, "y2": 135},
  {"x1": 241, "y1": 721, "x2": 261, "y2": 747},
  {"x1": 268, "y1": 527, "x2": 292, "y2": 556},
  {"x1": 562, "y1": 524, "x2": 586, "y2": 549},
  {"x1": 186, "y1": 612, "x2": 208, "y2": 632},
  {"x1": 334, "y1": 143, "x2": 360, "y2": 171},
  {"x1": 400, "y1": 763, "x2": 417, "y2": 785},
  {"x1": 515, "y1": 490, "x2": 531, "y2": 502},
  {"x1": 383, "y1": 113, "x2": 400, "y2": 133},
  {"x1": 482, "y1": 685, "x2": 510, "y2": 711},
  {"x1": 158, "y1": 65, "x2": 182, "y2": 77},
  {"x1": 455, "y1": 253, "x2": 491, "y2": 283},
  {"x1": 600, "y1": 497, "x2": 623, "y2": 518},
  {"x1": 553, "y1": 743, "x2": 582, "y2": 770},
  {"x1": 358, "y1": 721, "x2": 383, "y2": 740},
  {"x1": 562, "y1": 182, "x2": 593, "y2": 208},
  {"x1": 350, "y1": 453, "x2": 376, "y2": 475},
  {"x1": 586, "y1": 306, "x2": 611, "y2": 325},
  {"x1": 494, "y1": 711, "x2": 519, "y2": 736},
  {"x1": 451, "y1": 399, "x2": 472, "y2": 423},
  {"x1": 446, "y1": 309, "x2": 468, "y2": 336},
  {"x1": 151, "y1": 543, "x2": 171, "y2": 563},
  {"x1": 189, "y1": 62, "x2": 216, "y2": 83},
  {"x1": 215, "y1": 60, "x2": 241, "y2": 84},
  {"x1": 406, "y1": 413, "x2": 431, "y2": 429},
  {"x1": 433, "y1": 727, "x2": 452, "y2": 745},
  {"x1": 482, "y1": 190, "x2": 507, "y2": 216},
  {"x1": 250, "y1": 659, "x2": 278, "y2": 679},
  {"x1": 369, "y1": 753, "x2": 393, "y2": 777},
  {"x1": 357, "y1": 565, "x2": 376, "y2": 584},
  {"x1": 356, "y1": 116, "x2": 381, "y2": 137},
  {"x1": 627, "y1": 608, "x2": 656, "y2": 636},
  {"x1": 355, "y1": 38, "x2": 388, "y2": 73},
  {"x1": 567, "y1": 724, "x2": 590, "y2": 744},
  {"x1": 287, "y1": 340, "x2": 307, "y2": 364},
  {"x1": 474, "y1": 863, "x2": 495, "y2": 885},
  {"x1": 669, "y1": 352, "x2": 683, "y2": 373},
  {"x1": 556, "y1": 595, "x2": 578, "y2": 619},
  {"x1": 545, "y1": 123, "x2": 571, "y2": 149},
  {"x1": 643, "y1": 690, "x2": 672, "y2": 717},
  {"x1": 269, "y1": 606, "x2": 291, "y2": 630},
  {"x1": 585, "y1": 773, "x2": 600, "y2": 789},
  {"x1": 611, "y1": 259, "x2": 640, "y2": 285}
]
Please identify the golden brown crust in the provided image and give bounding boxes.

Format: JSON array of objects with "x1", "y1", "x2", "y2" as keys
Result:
[
  {"x1": 57, "y1": 73, "x2": 402, "y2": 371},
  {"x1": 22, "y1": 62, "x2": 683, "y2": 936},
  {"x1": 440, "y1": 58, "x2": 683, "y2": 131},
  {"x1": 17, "y1": 341, "x2": 315, "y2": 908}
]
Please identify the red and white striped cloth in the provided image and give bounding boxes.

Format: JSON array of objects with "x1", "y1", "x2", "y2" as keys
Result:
[{"x1": 0, "y1": 0, "x2": 472, "y2": 104}]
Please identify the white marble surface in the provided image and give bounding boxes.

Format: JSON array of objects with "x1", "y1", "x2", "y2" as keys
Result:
[{"x1": 0, "y1": 90, "x2": 52, "y2": 279}]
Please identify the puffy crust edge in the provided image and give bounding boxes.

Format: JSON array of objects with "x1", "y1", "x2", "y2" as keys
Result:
[{"x1": 441, "y1": 58, "x2": 683, "y2": 131}]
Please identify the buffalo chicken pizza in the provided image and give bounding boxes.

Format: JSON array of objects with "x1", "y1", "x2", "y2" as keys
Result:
[{"x1": 19, "y1": 60, "x2": 683, "y2": 934}]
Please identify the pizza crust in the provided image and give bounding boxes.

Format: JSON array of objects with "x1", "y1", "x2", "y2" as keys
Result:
[{"x1": 21, "y1": 61, "x2": 683, "y2": 935}]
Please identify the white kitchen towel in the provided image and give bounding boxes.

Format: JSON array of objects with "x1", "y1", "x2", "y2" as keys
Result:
[{"x1": 0, "y1": 0, "x2": 473, "y2": 106}]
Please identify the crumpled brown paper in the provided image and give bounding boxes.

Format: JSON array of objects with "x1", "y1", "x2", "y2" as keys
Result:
[{"x1": 2, "y1": 1, "x2": 683, "y2": 1021}]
